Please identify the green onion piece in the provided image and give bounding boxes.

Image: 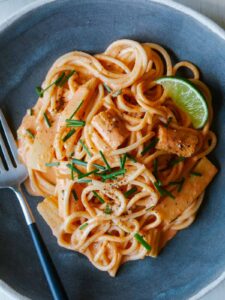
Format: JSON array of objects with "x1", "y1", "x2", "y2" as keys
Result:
[
  {"x1": 69, "y1": 100, "x2": 84, "y2": 119},
  {"x1": 141, "y1": 138, "x2": 159, "y2": 156},
  {"x1": 35, "y1": 86, "x2": 44, "y2": 97},
  {"x1": 121, "y1": 153, "x2": 127, "y2": 169},
  {"x1": 169, "y1": 177, "x2": 185, "y2": 192},
  {"x1": 77, "y1": 178, "x2": 92, "y2": 183},
  {"x1": 101, "y1": 169, "x2": 126, "y2": 180},
  {"x1": 100, "y1": 151, "x2": 111, "y2": 170},
  {"x1": 104, "y1": 204, "x2": 112, "y2": 214},
  {"x1": 25, "y1": 129, "x2": 35, "y2": 139},
  {"x1": 78, "y1": 169, "x2": 99, "y2": 179},
  {"x1": 124, "y1": 187, "x2": 137, "y2": 198},
  {"x1": 103, "y1": 83, "x2": 112, "y2": 93},
  {"x1": 164, "y1": 116, "x2": 173, "y2": 128},
  {"x1": 80, "y1": 140, "x2": 92, "y2": 157},
  {"x1": 70, "y1": 152, "x2": 74, "y2": 157},
  {"x1": 127, "y1": 153, "x2": 137, "y2": 162},
  {"x1": 154, "y1": 181, "x2": 175, "y2": 199},
  {"x1": 71, "y1": 167, "x2": 74, "y2": 180},
  {"x1": 65, "y1": 119, "x2": 85, "y2": 127},
  {"x1": 72, "y1": 190, "x2": 78, "y2": 201},
  {"x1": 54, "y1": 72, "x2": 66, "y2": 86},
  {"x1": 79, "y1": 223, "x2": 88, "y2": 230},
  {"x1": 190, "y1": 171, "x2": 202, "y2": 177},
  {"x1": 112, "y1": 90, "x2": 122, "y2": 97},
  {"x1": 93, "y1": 191, "x2": 105, "y2": 203},
  {"x1": 45, "y1": 162, "x2": 60, "y2": 167},
  {"x1": 153, "y1": 158, "x2": 158, "y2": 178},
  {"x1": 58, "y1": 70, "x2": 76, "y2": 87},
  {"x1": 169, "y1": 156, "x2": 185, "y2": 168},
  {"x1": 134, "y1": 233, "x2": 152, "y2": 251},
  {"x1": 71, "y1": 158, "x2": 105, "y2": 170},
  {"x1": 66, "y1": 163, "x2": 83, "y2": 176},
  {"x1": 43, "y1": 112, "x2": 51, "y2": 128},
  {"x1": 62, "y1": 128, "x2": 76, "y2": 142}
]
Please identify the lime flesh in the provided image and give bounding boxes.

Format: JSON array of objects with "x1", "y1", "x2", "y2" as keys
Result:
[{"x1": 156, "y1": 76, "x2": 208, "y2": 129}]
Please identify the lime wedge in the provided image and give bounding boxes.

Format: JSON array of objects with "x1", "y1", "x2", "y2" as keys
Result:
[{"x1": 156, "y1": 76, "x2": 208, "y2": 129}]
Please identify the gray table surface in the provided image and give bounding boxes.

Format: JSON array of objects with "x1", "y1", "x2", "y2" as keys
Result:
[{"x1": 0, "y1": 0, "x2": 224, "y2": 299}]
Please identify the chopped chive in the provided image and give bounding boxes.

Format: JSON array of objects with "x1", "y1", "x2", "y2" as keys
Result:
[
  {"x1": 71, "y1": 158, "x2": 105, "y2": 170},
  {"x1": 62, "y1": 129, "x2": 76, "y2": 142},
  {"x1": 141, "y1": 138, "x2": 159, "y2": 156},
  {"x1": 112, "y1": 89, "x2": 122, "y2": 97},
  {"x1": 169, "y1": 177, "x2": 185, "y2": 192},
  {"x1": 154, "y1": 181, "x2": 175, "y2": 199},
  {"x1": 100, "y1": 151, "x2": 111, "y2": 170},
  {"x1": 164, "y1": 116, "x2": 173, "y2": 128},
  {"x1": 104, "y1": 204, "x2": 112, "y2": 214},
  {"x1": 36, "y1": 86, "x2": 44, "y2": 97},
  {"x1": 101, "y1": 169, "x2": 126, "y2": 180},
  {"x1": 121, "y1": 154, "x2": 127, "y2": 170},
  {"x1": 77, "y1": 178, "x2": 92, "y2": 183},
  {"x1": 169, "y1": 156, "x2": 185, "y2": 168},
  {"x1": 66, "y1": 163, "x2": 83, "y2": 176},
  {"x1": 25, "y1": 129, "x2": 35, "y2": 139},
  {"x1": 65, "y1": 119, "x2": 85, "y2": 127},
  {"x1": 124, "y1": 187, "x2": 137, "y2": 198},
  {"x1": 43, "y1": 112, "x2": 51, "y2": 128},
  {"x1": 69, "y1": 100, "x2": 84, "y2": 119},
  {"x1": 78, "y1": 169, "x2": 99, "y2": 179},
  {"x1": 127, "y1": 153, "x2": 137, "y2": 162},
  {"x1": 103, "y1": 83, "x2": 112, "y2": 93},
  {"x1": 79, "y1": 223, "x2": 88, "y2": 230},
  {"x1": 190, "y1": 171, "x2": 202, "y2": 177},
  {"x1": 70, "y1": 152, "x2": 74, "y2": 157},
  {"x1": 54, "y1": 72, "x2": 66, "y2": 86},
  {"x1": 134, "y1": 233, "x2": 152, "y2": 251},
  {"x1": 71, "y1": 167, "x2": 74, "y2": 180},
  {"x1": 45, "y1": 162, "x2": 60, "y2": 167},
  {"x1": 72, "y1": 189, "x2": 78, "y2": 201},
  {"x1": 80, "y1": 140, "x2": 92, "y2": 157},
  {"x1": 153, "y1": 158, "x2": 158, "y2": 178},
  {"x1": 58, "y1": 70, "x2": 76, "y2": 87},
  {"x1": 93, "y1": 191, "x2": 105, "y2": 203},
  {"x1": 146, "y1": 205, "x2": 155, "y2": 211}
]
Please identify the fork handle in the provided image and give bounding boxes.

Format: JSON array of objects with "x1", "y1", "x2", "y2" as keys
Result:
[{"x1": 13, "y1": 186, "x2": 68, "y2": 300}]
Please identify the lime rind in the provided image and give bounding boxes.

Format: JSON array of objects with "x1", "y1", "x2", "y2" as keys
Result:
[{"x1": 156, "y1": 76, "x2": 208, "y2": 129}]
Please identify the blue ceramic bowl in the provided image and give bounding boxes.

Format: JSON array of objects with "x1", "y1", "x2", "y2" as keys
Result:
[{"x1": 0, "y1": 1, "x2": 224, "y2": 299}]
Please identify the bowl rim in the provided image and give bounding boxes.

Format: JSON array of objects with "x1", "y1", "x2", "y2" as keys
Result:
[{"x1": 0, "y1": 0, "x2": 224, "y2": 299}]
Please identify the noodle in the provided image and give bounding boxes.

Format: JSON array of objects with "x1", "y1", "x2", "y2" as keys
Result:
[{"x1": 17, "y1": 39, "x2": 217, "y2": 276}]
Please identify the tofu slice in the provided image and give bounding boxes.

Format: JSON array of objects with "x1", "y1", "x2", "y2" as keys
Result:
[
  {"x1": 153, "y1": 157, "x2": 217, "y2": 224},
  {"x1": 91, "y1": 109, "x2": 129, "y2": 149},
  {"x1": 156, "y1": 125, "x2": 199, "y2": 157}
]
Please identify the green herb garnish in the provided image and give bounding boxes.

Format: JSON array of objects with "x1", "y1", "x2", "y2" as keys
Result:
[
  {"x1": 120, "y1": 153, "x2": 127, "y2": 170},
  {"x1": 169, "y1": 177, "x2": 185, "y2": 192},
  {"x1": 71, "y1": 158, "x2": 105, "y2": 170},
  {"x1": 77, "y1": 178, "x2": 92, "y2": 183},
  {"x1": 69, "y1": 100, "x2": 84, "y2": 119},
  {"x1": 25, "y1": 129, "x2": 35, "y2": 139},
  {"x1": 58, "y1": 70, "x2": 76, "y2": 87},
  {"x1": 190, "y1": 171, "x2": 202, "y2": 177},
  {"x1": 36, "y1": 72, "x2": 66, "y2": 97},
  {"x1": 79, "y1": 223, "x2": 88, "y2": 230},
  {"x1": 169, "y1": 156, "x2": 185, "y2": 168},
  {"x1": 124, "y1": 187, "x2": 137, "y2": 198},
  {"x1": 62, "y1": 129, "x2": 76, "y2": 142},
  {"x1": 103, "y1": 83, "x2": 112, "y2": 93},
  {"x1": 104, "y1": 204, "x2": 112, "y2": 214},
  {"x1": 72, "y1": 190, "x2": 78, "y2": 201},
  {"x1": 141, "y1": 137, "x2": 159, "y2": 156},
  {"x1": 43, "y1": 112, "x2": 51, "y2": 128},
  {"x1": 100, "y1": 151, "x2": 111, "y2": 170},
  {"x1": 164, "y1": 116, "x2": 173, "y2": 128},
  {"x1": 101, "y1": 169, "x2": 126, "y2": 180},
  {"x1": 45, "y1": 162, "x2": 60, "y2": 167},
  {"x1": 93, "y1": 191, "x2": 105, "y2": 203},
  {"x1": 66, "y1": 163, "x2": 83, "y2": 176},
  {"x1": 154, "y1": 181, "x2": 175, "y2": 199},
  {"x1": 80, "y1": 140, "x2": 92, "y2": 157},
  {"x1": 65, "y1": 119, "x2": 85, "y2": 127},
  {"x1": 78, "y1": 169, "x2": 99, "y2": 179},
  {"x1": 134, "y1": 233, "x2": 152, "y2": 251}
]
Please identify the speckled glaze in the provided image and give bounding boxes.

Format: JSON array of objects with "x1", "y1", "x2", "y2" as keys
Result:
[{"x1": 0, "y1": 1, "x2": 225, "y2": 299}]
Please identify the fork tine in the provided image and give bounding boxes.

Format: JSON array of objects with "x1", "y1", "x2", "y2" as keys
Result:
[
  {"x1": 0, "y1": 155, "x2": 5, "y2": 172},
  {"x1": 0, "y1": 109, "x2": 18, "y2": 165},
  {"x1": 0, "y1": 132, "x2": 13, "y2": 168}
]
